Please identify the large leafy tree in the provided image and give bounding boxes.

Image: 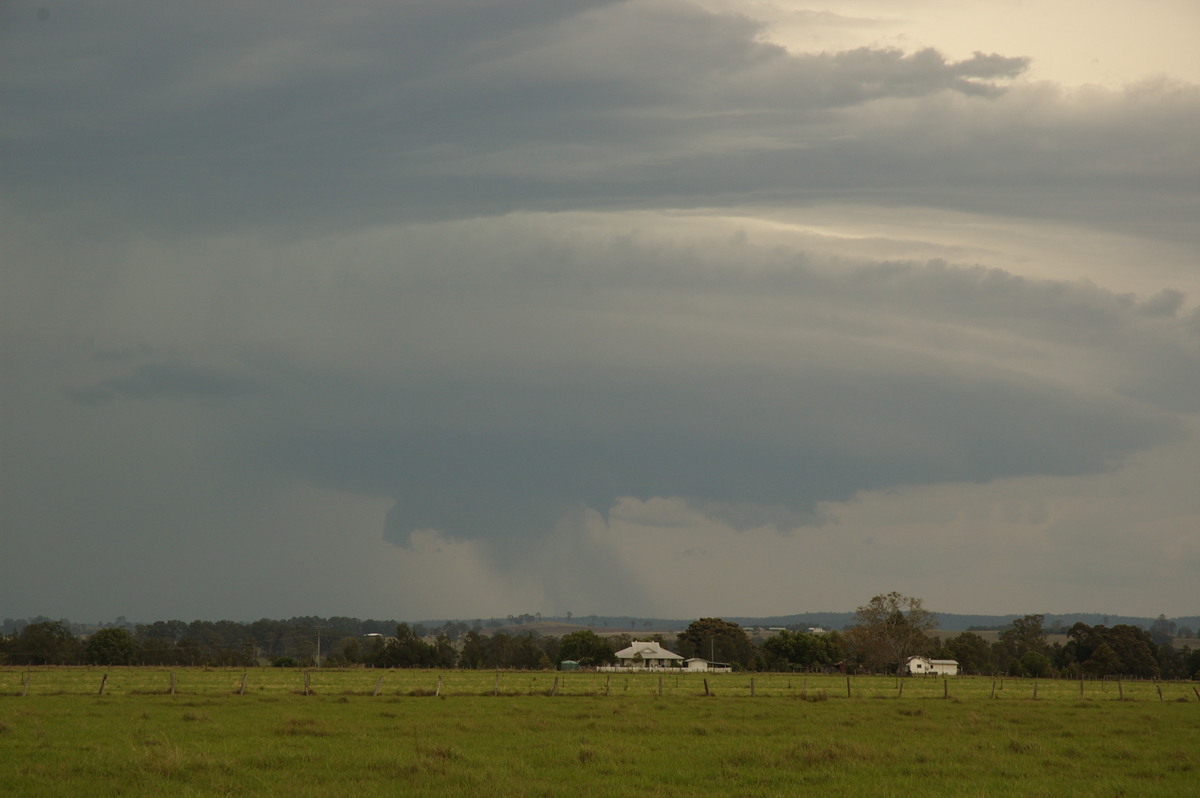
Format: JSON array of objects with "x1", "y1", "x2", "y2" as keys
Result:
[
  {"x1": 1001, "y1": 614, "x2": 1049, "y2": 657},
  {"x1": 8, "y1": 621, "x2": 80, "y2": 665},
  {"x1": 846, "y1": 592, "x2": 937, "y2": 675},
  {"x1": 1067, "y1": 623, "x2": 1160, "y2": 678},
  {"x1": 675, "y1": 618, "x2": 756, "y2": 669},
  {"x1": 558, "y1": 629, "x2": 615, "y2": 666},
  {"x1": 86, "y1": 627, "x2": 138, "y2": 666},
  {"x1": 943, "y1": 631, "x2": 993, "y2": 675},
  {"x1": 761, "y1": 630, "x2": 842, "y2": 671}
]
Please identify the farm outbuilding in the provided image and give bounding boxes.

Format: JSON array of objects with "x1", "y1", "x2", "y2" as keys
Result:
[{"x1": 905, "y1": 656, "x2": 959, "y2": 676}]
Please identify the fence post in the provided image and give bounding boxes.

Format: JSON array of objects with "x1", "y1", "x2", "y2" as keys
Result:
[
  {"x1": 658, "y1": 676, "x2": 663, "y2": 697},
  {"x1": 750, "y1": 677, "x2": 755, "y2": 698},
  {"x1": 1156, "y1": 683, "x2": 1163, "y2": 702},
  {"x1": 494, "y1": 672, "x2": 500, "y2": 697},
  {"x1": 436, "y1": 675, "x2": 443, "y2": 697},
  {"x1": 943, "y1": 677, "x2": 949, "y2": 700},
  {"x1": 373, "y1": 676, "x2": 383, "y2": 697},
  {"x1": 551, "y1": 676, "x2": 558, "y2": 697},
  {"x1": 898, "y1": 678, "x2": 904, "y2": 698},
  {"x1": 1117, "y1": 678, "x2": 1123, "y2": 701},
  {"x1": 846, "y1": 675, "x2": 852, "y2": 698},
  {"x1": 990, "y1": 679, "x2": 997, "y2": 699},
  {"x1": 1079, "y1": 676, "x2": 1084, "y2": 698},
  {"x1": 239, "y1": 672, "x2": 247, "y2": 695},
  {"x1": 703, "y1": 678, "x2": 710, "y2": 697},
  {"x1": 170, "y1": 671, "x2": 176, "y2": 696},
  {"x1": 1033, "y1": 680, "x2": 1038, "y2": 700},
  {"x1": 22, "y1": 672, "x2": 30, "y2": 697},
  {"x1": 98, "y1": 673, "x2": 108, "y2": 696},
  {"x1": 304, "y1": 671, "x2": 311, "y2": 696}
]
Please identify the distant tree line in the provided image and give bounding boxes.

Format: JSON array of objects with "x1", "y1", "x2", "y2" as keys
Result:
[
  {"x1": 838, "y1": 596, "x2": 1199, "y2": 681},
  {"x1": 2, "y1": 607, "x2": 1197, "y2": 679}
]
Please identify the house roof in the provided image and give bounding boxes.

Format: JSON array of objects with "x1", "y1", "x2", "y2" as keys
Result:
[{"x1": 614, "y1": 641, "x2": 684, "y2": 660}]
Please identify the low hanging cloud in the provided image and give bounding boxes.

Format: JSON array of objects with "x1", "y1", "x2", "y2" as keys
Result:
[{"x1": 49, "y1": 219, "x2": 1192, "y2": 557}]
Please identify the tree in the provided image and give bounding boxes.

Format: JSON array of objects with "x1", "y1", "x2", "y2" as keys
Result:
[
  {"x1": 944, "y1": 632, "x2": 994, "y2": 675},
  {"x1": 846, "y1": 592, "x2": 937, "y2": 675},
  {"x1": 676, "y1": 618, "x2": 756, "y2": 669},
  {"x1": 1069, "y1": 623, "x2": 1159, "y2": 678},
  {"x1": 1084, "y1": 642, "x2": 1120, "y2": 677},
  {"x1": 558, "y1": 630, "x2": 615, "y2": 666},
  {"x1": 761, "y1": 630, "x2": 841, "y2": 671},
  {"x1": 380, "y1": 623, "x2": 436, "y2": 668},
  {"x1": 1015, "y1": 650, "x2": 1051, "y2": 678},
  {"x1": 1001, "y1": 614, "x2": 1049, "y2": 657},
  {"x1": 86, "y1": 627, "x2": 137, "y2": 666},
  {"x1": 8, "y1": 621, "x2": 80, "y2": 665},
  {"x1": 1149, "y1": 615, "x2": 1176, "y2": 646}
]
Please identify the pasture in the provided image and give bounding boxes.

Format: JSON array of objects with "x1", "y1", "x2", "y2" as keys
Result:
[{"x1": 2, "y1": 668, "x2": 1196, "y2": 796}]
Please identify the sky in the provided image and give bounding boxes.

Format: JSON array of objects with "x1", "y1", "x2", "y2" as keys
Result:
[{"x1": 2, "y1": 0, "x2": 1198, "y2": 624}]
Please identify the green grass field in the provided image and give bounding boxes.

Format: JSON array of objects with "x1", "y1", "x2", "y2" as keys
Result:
[{"x1": 2, "y1": 668, "x2": 1196, "y2": 796}]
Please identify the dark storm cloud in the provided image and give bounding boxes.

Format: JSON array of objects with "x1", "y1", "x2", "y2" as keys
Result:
[
  {"x1": 3, "y1": 0, "x2": 1041, "y2": 234},
  {"x1": 80, "y1": 243, "x2": 1182, "y2": 547},
  {"x1": 2, "y1": 1, "x2": 1198, "y2": 620}
]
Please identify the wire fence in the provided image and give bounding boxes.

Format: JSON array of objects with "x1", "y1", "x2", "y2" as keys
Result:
[{"x1": 2, "y1": 667, "x2": 1196, "y2": 702}]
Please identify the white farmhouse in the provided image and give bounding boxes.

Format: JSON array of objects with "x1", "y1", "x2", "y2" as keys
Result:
[
  {"x1": 610, "y1": 640, "x2": 685, "y2": 670},
  {"x1": 905, "y1": 656, "x2": 959, "y2": 676}
]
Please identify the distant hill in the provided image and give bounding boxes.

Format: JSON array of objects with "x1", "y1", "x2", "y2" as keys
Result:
[{"x1": 442, "y1": 612, "x2": 1200, "y2": 635}]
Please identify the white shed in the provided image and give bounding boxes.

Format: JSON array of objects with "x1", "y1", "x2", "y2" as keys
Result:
[{"x1": 905, "y1": 656, "x2": 959, "y2": 676}]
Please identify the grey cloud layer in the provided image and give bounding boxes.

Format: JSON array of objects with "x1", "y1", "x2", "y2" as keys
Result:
[
  {"x1": 46, "y1": 233, "x2": 1193, "y2": 547},
  {"x1": 9, "y1": 0, "x2": 1189, "y2": 240}
]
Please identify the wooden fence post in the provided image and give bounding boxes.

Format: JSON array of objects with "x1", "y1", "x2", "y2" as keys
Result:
[
  {"x1": 494, "y1": 672, "x2": 499, "y2": 697},
  {"x1": 551, "y1": 676, "x2": 558, "y2": 697},
  {"x1": 846, "y1": 676, "x2": 852, "y2": 699},
  {"x1": 898, "y1": 678, "x2": 904, "y2": 698},
  {"x1": 170, "y1": 671, "x2": 176, "y2": 696},
  {"x1": 703, "y1": 678, "x2": 710, "y2": 697},
  {"x1": 943, "y1": 677, "x2": 949, "y2": 700},
  {"x1": 1156, "y1": 683, "x2": 1163, "y2": 702},
  {"x1": 22, "y1": 672, "x2": 30, "y2": 697},
  {"x1": 1079, "y1": 676, "x2": 1084, "y2": 698},
  {"x1": 373, "y1": 676, "x2": 383, "y2": 697},
  {"x1": 750, "y1": 677, "x2": 755, "y2": 698},
  {"x1": 990, "y1": 679, "x2": 997, "y2": 699},
  {"x1": 1033, "y1": 680, "x2": 1038, "y2": 700},
  {"x1": 304, "y1": 671, "x2": 311, "y2": 696},
  {"x1": 1117, "y1": 679, "x2": 1123, "y2": 701},
  {"x1": 98, "y1": 674, "x2": 108, "y2": 696},
  {"x1": 239, "y1": 672, "x2": 247, "y2": 695}
]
